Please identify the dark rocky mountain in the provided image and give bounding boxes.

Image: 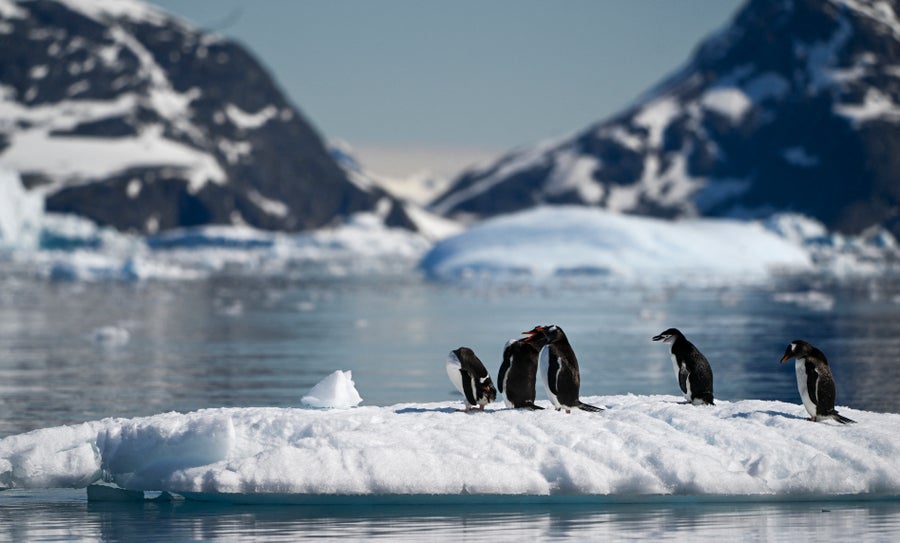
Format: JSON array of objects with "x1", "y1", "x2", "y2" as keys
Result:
[
  {"x1": 431, "y1": 0, "x2": 900, "y2": 237},
  {"x1": 0, "y1": 0, "x2": 415, "y2": 234}
]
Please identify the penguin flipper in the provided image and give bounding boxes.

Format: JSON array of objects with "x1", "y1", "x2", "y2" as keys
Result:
[
  {"x1": 677, "y1": 363, "x2": 690, "y2": 395},
  {"x1": 497, "y1": 357, "x2": 510, "y2": 394},
  {"x1": 546, "y1": 352, "x2": 561, "y2": 396},
  {"x1": 576, "y1": 402, "x2": 604, "y2": 413},
  {"x1": 459, "y1": 369, "x2": 479, "y2": 406}
]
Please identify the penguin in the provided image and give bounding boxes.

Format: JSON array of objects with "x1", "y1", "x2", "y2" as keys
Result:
[
  {"x1": 651, "y1": 328, "x2": 715, "y2": 405},
  {"x1": 524, "y1": 325, "x2": 604, "y2": 413},
  {"x1": 497, "y1": 338, "x2": 544, "y2": 410},
  {"x1": 446, "y1": 347, "x2": 497, "y2": 411},
  {"x1": 780, "y1": 340, "x2": 855, "y2": 424}
]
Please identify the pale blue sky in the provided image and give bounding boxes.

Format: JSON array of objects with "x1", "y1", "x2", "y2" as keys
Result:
[{"x1": 150, "y1": 0, "x2": 744, "y2": 176}]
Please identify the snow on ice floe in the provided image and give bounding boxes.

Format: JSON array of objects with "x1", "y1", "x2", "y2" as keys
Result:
[
  {"x1": 1, "y1": 397, "x2": 898, "y2": 503},
  {"x1": 301, "y1": 370, "x2": 363, "y2": 409}
]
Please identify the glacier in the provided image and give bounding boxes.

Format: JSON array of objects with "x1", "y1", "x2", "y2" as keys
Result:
[
  {"x1": 420, "y1": 206, "x2": 899, "y2": 283},
  {"x1": 0, "y1": 171, "x2": 431, "y2": 281},
  {"x1": 3, "y1": 169, "x2": 899, "y2": 284},
  {"x1": 1, "y1": 396, "x2": 897, "y2": 504}
]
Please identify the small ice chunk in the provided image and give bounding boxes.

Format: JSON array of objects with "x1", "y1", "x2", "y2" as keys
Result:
[
  {"x1": 301, "y1": 370, "x2": 363, "y2": 409},
  {"x1": 91, "y1": 326, "x2": 131, "y2": 346}
]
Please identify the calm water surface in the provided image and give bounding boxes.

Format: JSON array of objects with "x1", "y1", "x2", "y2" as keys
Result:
[
  {"x1": 1, "y1": 490, "x2": 899, "y2": 542},
  {"x1": 1, "y1": 272, "x2": 899, "y2": 540}
]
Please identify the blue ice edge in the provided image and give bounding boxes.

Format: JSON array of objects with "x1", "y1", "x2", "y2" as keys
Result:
[{"x1": 87, "y1": 487, "x2": 900, "y2": 506}]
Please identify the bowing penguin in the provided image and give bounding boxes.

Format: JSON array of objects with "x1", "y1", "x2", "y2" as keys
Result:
[
  {"x1": 498, "y1": 338, "x2": 544, "y2": 410},
  {"x1": 780, "y1": 340, "x2": 855, "y2": 423},
  {"x1": 652, "y1": 328, "x2": 715, "y2": 405},
  {"x1": 524, "y1": 325, "x2": 604, "y2": 413},
  {"x1": 446, "y1": 347, "x2": 497, "y2": 411}
]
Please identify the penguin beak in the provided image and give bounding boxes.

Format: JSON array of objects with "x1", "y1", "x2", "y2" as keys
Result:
[
  {"x1": 780, "y1": 354, "x2": 791, "y2": 364},
  {"x1": 651, "y1": 334, "x2": 665, "y2": 341},
  {"x1": 522, "y1": 326, "x2": 545, "y2": 342}
]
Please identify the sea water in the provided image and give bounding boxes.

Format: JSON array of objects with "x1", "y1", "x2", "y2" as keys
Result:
[{"x1": 1, "y1": 272, "x2": 899, "y2": 540}]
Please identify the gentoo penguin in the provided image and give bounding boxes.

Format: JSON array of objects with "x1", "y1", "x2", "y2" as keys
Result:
[
  {"x1": 651, "y1": 328, "x2": 715, "y2": 405},
  {"x1": 780, "y1": 340, "x2": 855, "y2": 424},
  {"x1": 524, "y1": 325, "x2": 604, "y2": 413},
  {"x1": 446, "y1": 347, "x2": 497, "y2": 411},
  {"x1": 497, "y1": 339, "x2": 544, "y2": 410}
]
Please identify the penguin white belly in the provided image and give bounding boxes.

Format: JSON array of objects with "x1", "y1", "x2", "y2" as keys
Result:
[
  {"x1": 795, "y1": 357, "x2": 817, "y2": 418},
  {"x1": 538, "y1": 345, "x2": 559, "y2": 408},
  {"x1": 445, "y1": 353, "x2": 467, "y2": 400}
]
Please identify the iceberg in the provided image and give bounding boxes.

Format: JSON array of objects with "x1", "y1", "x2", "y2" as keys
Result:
[
  {"x1": 420, "y1": 206, "x2": 813, "y2": 282},
  {"x1": 0, "y1": 169, "x2": 43, "y2": 250},
  {"x1": 3, "y1": 208, "x2": 431, "y2": 282},
  {"x1": 301, "y1": 370, "x2": 363, "y2": 409},
  {"x1": 3, "y1": 167, "x2": 899, "y2": 284},
  {"x1": 420, "y1": 206, "x2": 899, "y2": 283},
  {"x1": 1, "y1": 396, "x2": 898, "y2": 504}
]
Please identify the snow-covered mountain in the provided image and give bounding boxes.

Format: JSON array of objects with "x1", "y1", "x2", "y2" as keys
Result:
[
  {"x1": 0, "y1": 0, "x2": 415, "y2": 234},
  {"x1": 431, "y1": 0, "x2": 900, "y2": 237}
]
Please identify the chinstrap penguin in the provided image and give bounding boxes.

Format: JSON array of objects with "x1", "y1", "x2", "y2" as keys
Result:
[
  {"x1": 524, "y1": 325, "x2": 604, "y2": 413},
  {"x1": 652, "y1": 328, "x2": 714, "y2": 405},
  {"x1": 780, "y1": 340, "x2": 855, "y2": 424},
  {"x1": 446, "y1": 347, "x2": 497, "y2": 411},
  {"x1": 498, "y1": 338, "x2": 544, "y2": 410}
]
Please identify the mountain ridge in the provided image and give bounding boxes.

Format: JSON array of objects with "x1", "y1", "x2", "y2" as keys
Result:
[
  {"x1": 431, "y1": 0, "x2": 900, "y2": 237},
  {"x1": 0, "y1": 0, "x2": 416, "y2": 234}
]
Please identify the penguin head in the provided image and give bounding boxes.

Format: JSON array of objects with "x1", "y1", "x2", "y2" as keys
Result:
[
  {"x1": 523, "y1": 324, "x2": 564, "y2": 344},
  {"x1": 522, "y1": 325, "x2": 547, "y2": 344},
  {"x1": 452, "y1": 347, "x2": 476, "y2": 361},
  {"x1": 651, "y1": 328, "x2": 682, "y2": 343},
  {"x1": 780, "y1": 340, "x2": 813, "y2": 363},
  {"x1": 479, "y1": 376, "x2": 498, "y2": 402}
]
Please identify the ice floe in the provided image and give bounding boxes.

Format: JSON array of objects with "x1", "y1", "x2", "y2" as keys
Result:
[{"x1": 1, "y1": 396, "x2": 897, "y2": 503}]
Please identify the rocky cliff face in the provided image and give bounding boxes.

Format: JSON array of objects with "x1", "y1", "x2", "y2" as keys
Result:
[
  {"x1": 0, "y1": 0, "x2": 414, "y2": 234},
  {"x1": 432, "y1": 0, "x2": 900, "y2": 236}
]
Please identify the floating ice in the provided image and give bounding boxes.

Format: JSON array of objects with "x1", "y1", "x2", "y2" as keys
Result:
[
  {"x1": 0, "y1": 204, "x2": 432, "y2": 282},
  {"x1": 0, "y1": 169, "x2": 43, "y2": 250},
  {"x1": 1, "y1": 397, "x2": 898, "y2": 503},
  {"x1": 90, "y1": 325, "x2": 131, "y2": 346},
  {"x1": 420, "y1": 207, "x2": 900, "y2": 284},
  {"x1": 2, "y1": 168, "x2": 899, "y2": 284},
  {"x1": 301, "y1": 370, "x2": 363, "y2": 409},
  {"x1": 421, "y1": 206, "x2": 813, "y2": 283}
]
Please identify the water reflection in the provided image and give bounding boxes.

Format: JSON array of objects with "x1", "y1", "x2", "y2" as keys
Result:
[{"x1": 2, "y1": 490, "x2": 899, "y2": 542}]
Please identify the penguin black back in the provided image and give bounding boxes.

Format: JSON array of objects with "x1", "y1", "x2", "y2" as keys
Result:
[
  {"x1": 525, "y1": 325, "x2": 603, "y2": 413},
  {"x1": 498, "y1": 339, "x2": 543, "y2": 410}
]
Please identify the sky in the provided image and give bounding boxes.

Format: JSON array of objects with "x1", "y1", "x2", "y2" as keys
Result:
[{"x1": 149, "y1": 0, "x2": 744, "y2": 177}]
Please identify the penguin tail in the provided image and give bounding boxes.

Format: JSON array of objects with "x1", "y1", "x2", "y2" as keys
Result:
[
  {"x1": 518, "y1": 401, "x2": 544, "y2": 410},
  {"x1": 698, "y1": 394, "x2": 715, "y2": 406},
  {"x1": 831, "y1": 412, "x2": 856, "y2": 424},
  {"x1": 577, "y1": 402, "x2": 605, "y2": 413}
]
